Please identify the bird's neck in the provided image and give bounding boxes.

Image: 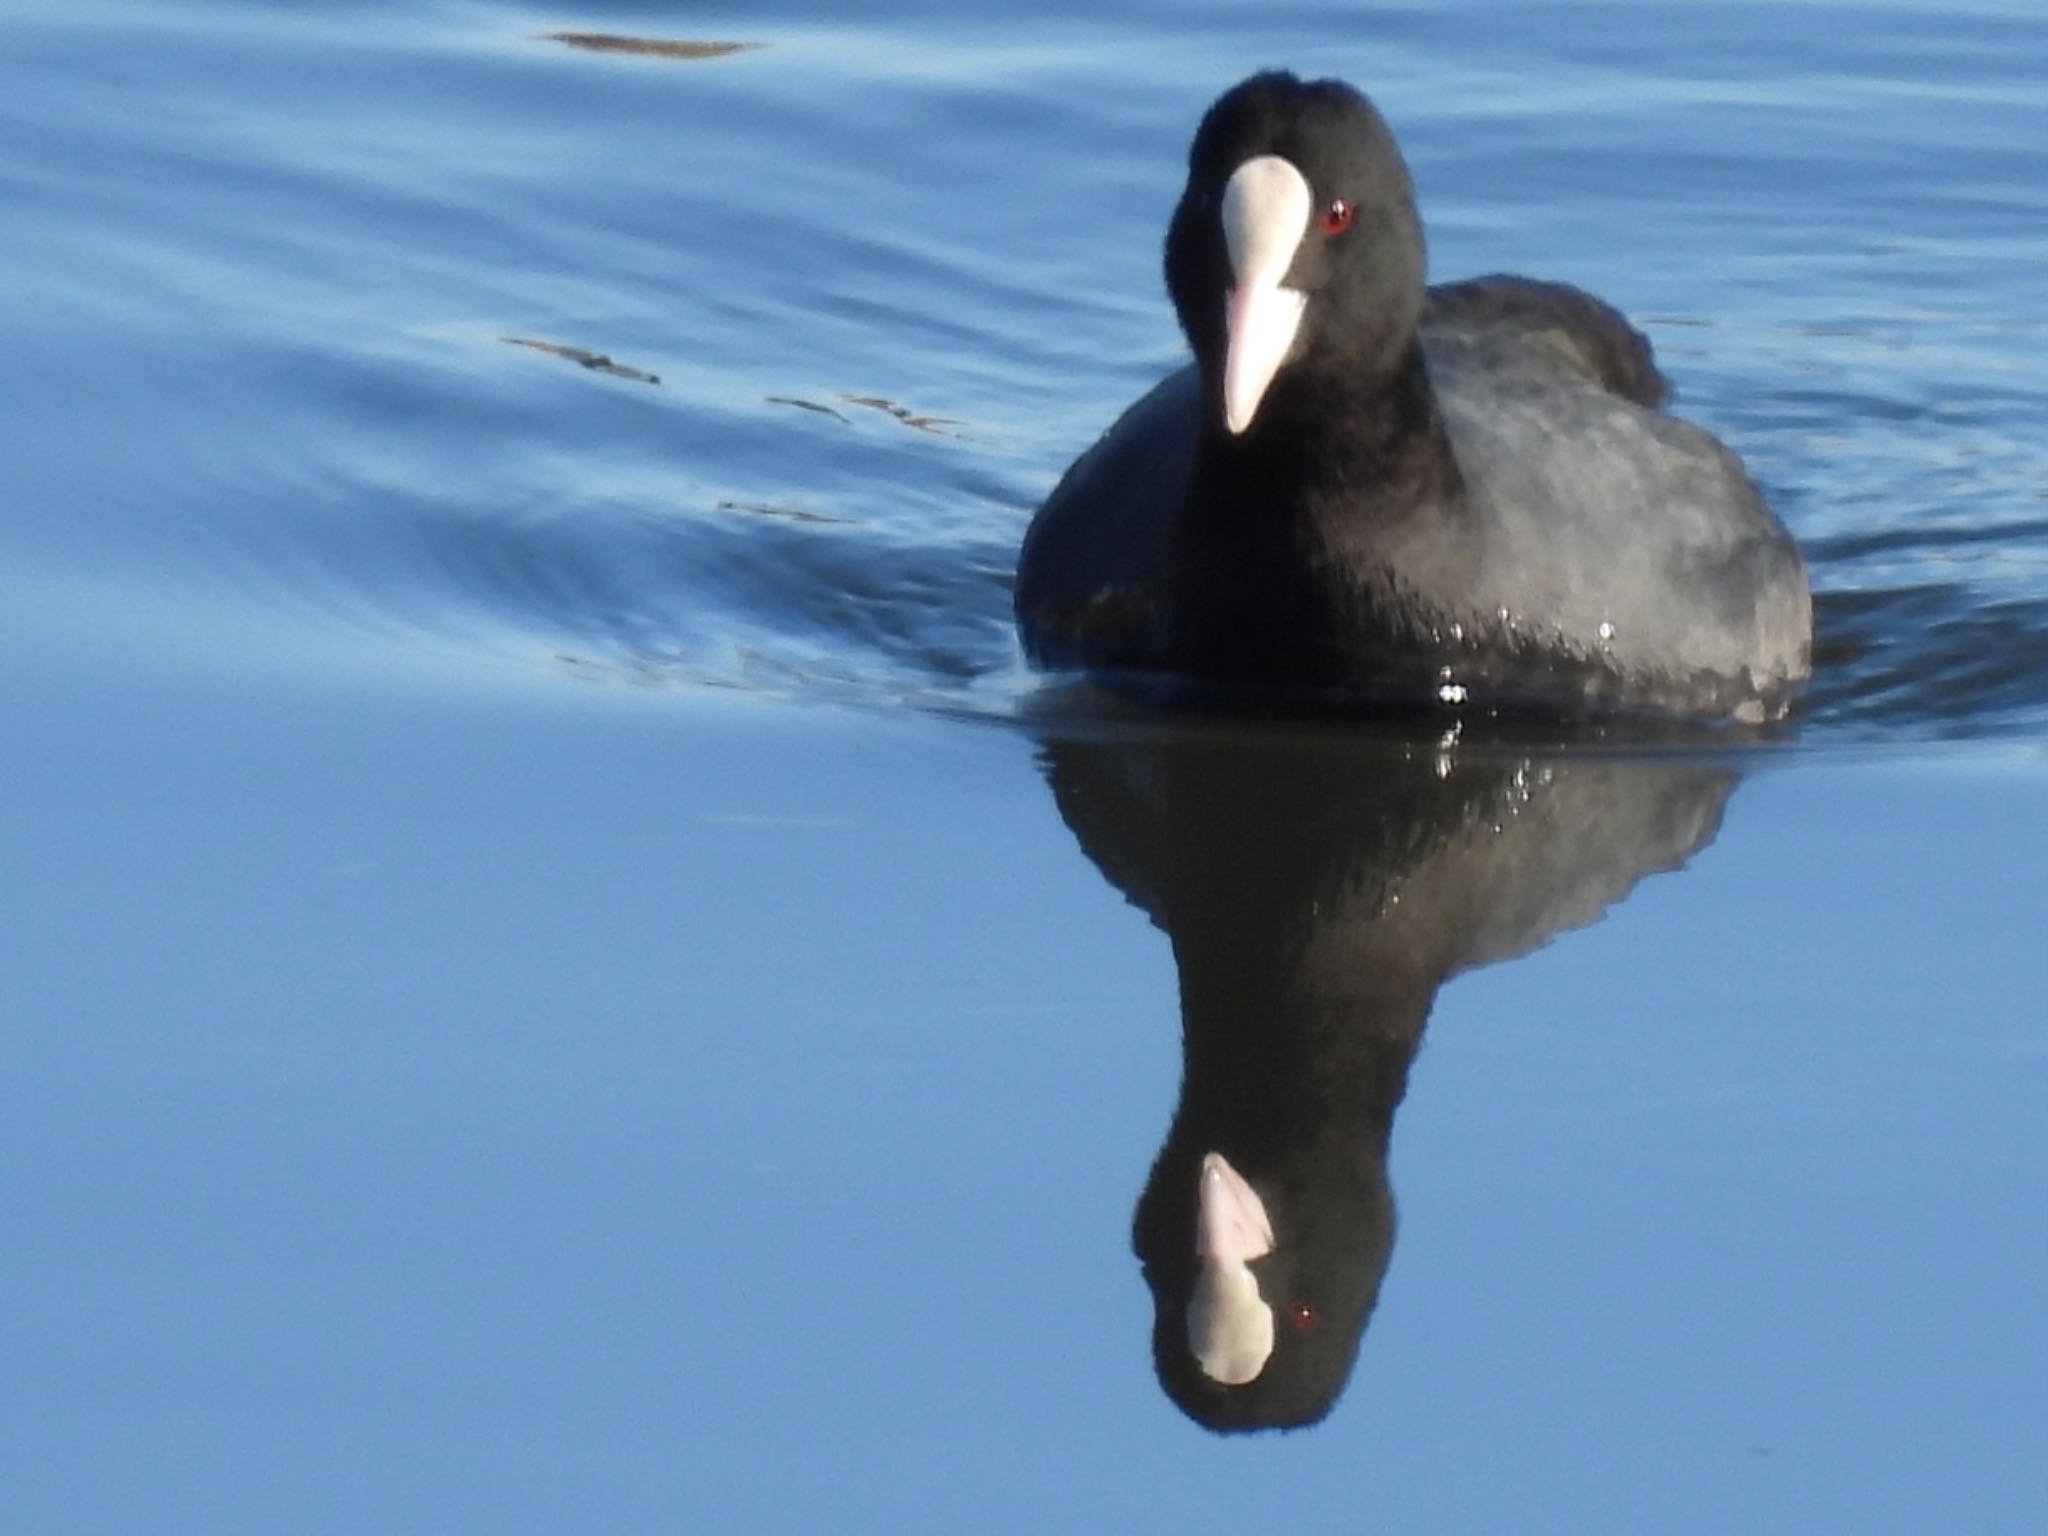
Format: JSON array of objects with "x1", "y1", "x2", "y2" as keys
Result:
[
  {"x1": 1168, "y1": 342, "x2": 1466, "y2": 684},
  {"x1": 1248, "y1": 340, "x2": 1459, "y2": 501},
  {"x1": 1167, "y1": 910, "x2": 1433, "y2": 1158},
  {"x1": 1184, "y1": 342, "x2": 1464, "y2": 551}
]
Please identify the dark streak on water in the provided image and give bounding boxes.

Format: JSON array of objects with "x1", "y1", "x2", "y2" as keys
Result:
[
  {"x1": 502, "y1": 334, "x2": 663, "y2": 384},
  {"x1": 538, "y1": 34, "x2": 763, "y2": 63}
]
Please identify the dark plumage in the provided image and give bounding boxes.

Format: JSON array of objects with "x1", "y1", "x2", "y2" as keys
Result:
[{"x1": 1015, "y1": 72, "x2": 1812, "y2": 722}]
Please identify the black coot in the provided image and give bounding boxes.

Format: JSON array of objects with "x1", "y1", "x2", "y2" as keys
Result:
[{"x1": 1015, "y1": 72, "x2": 1811, "y2": 722}]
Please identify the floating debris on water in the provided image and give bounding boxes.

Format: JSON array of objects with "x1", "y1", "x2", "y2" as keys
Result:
[
  {"x1": 501, "y1": 335, "x2": 660, "y2": 384},
  {"x1": 836, "y1": 393, "x2": 966, "y2": 435},
  {"x1": 538, "y1": 33, "x2": 761, "y2": 61},
  {"x1": 715, "y1": 499, "x2": 852, "y2": 526},
  {"x1": 767, "y1": 395, "x2": 853, "y2": 424}
]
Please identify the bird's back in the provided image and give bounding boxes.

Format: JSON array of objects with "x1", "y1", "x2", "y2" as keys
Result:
[{"x1": 1418, "y1": 321, "x2": 1809, "y2": 717}]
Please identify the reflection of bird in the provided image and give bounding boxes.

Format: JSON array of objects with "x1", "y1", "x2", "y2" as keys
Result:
[
  {"x1": 1016, "y1": 71, "x2": 1810, "y2": 722},
  {"x1": 1039, "y1": 724, "x2": 1736, "y2": 1431}
]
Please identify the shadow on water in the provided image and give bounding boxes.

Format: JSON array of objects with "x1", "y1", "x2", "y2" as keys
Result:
[{"x1": 1034, "y1": 719, "x2": 1737, "y2": 1432}]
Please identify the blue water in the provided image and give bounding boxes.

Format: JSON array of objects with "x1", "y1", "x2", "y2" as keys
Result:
[{"x1": 3, "y1": 1, "x2": 2045, "y2": 1530}]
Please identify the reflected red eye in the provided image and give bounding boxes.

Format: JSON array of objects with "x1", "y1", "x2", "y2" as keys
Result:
[
  {"x1": 1319, "y1": 199, "x2": 1353, "y2": 235},
  {"x1": 1289, "y1": 1302, "x2": 1318, "y2": 1331}
]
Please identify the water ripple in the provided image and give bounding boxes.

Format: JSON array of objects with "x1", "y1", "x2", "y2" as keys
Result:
[{"x1": 3, "y1": 0, "x2": 2044, "y2": 742}]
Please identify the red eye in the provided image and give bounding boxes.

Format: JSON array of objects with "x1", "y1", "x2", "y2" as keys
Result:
[
  {"x1": 1289, "y1": 1302, "x2": 1318, "y2": 1331},
  {"x1": 1319, "y1": 199, "x2": 1353, "y2": 235}
]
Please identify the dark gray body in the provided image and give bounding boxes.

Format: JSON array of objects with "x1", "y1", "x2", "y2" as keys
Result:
[{"x1": 1016, "y1": 279, "x2": 1812, "y2": 721}]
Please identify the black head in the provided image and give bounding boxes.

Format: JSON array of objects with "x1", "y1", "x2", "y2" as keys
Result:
[
  {"x1": 1135, "y1": 1144, "x2": 1395, "y2": 1433},
  {"x1": 1164, "y1": 72, "x2": 1427, "y2": 436}
]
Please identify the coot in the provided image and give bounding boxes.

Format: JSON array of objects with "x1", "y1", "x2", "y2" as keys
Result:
[{"x1": 1014, "y1": 72, "x2": 1811, "y2": 722}]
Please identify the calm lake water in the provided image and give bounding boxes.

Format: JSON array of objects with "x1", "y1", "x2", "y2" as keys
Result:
[{"x1": 3, "y1": 0, "x2": 2045, "y2": 1530}]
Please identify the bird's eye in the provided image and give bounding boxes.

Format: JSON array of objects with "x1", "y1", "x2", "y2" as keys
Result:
[
  {"x1": 1289, "y1": 1302, "x2": 1318, "y2": 1331},
  {"x1": 1319, "y1": 199, "x2": 1354, "y2": 235}
]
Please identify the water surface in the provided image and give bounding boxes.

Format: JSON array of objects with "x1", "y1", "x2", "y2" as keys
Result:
[{"x1": 3, "y1": 0, "x2": 2045, "y2": 1529}]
